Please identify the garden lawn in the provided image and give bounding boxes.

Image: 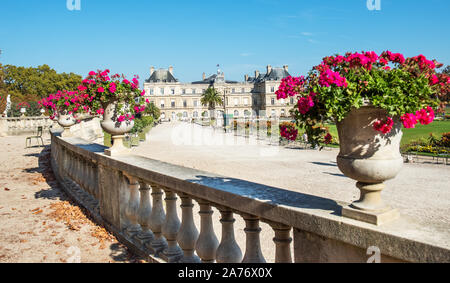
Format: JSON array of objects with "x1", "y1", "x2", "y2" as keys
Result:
[{"x1": 324, "y1": 120, "x2": 450, "y2": 147}]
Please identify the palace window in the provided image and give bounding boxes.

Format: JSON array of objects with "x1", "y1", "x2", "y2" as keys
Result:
[
  {"x1": 183, "y1": 100, "x2": 187, "y2": 108},
  {"x1": 171, "y1": 88, "x2": 175, "y2": 95},
  {"x1": 160, "y1": 88, "x2": 165, "y2": 95},
  {"x1": 149, "y1": 88, "x2": 154, "y2": 95},
  {"x1": 171, "y1": 100, "x2": 176, "y2": 108},
  {"x1": 192, "y1": 89, "x2": 196, "y2": 94},
  {"x1": 271, "y1": 98, "x2": 275, "y2": 105},
  {"x1": 160, "y1": 100, "x2": 165, "y2": 108}
]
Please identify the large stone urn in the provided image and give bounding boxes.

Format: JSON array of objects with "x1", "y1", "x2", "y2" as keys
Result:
[
  {"x1": 101, "y1": 101, "x2": 134, "y2": 156},
  {"x1": 58, "y1": 114, "x2": 76, "y2": 138},
  {"x1": 337, "y1": 106, "x2": 402, "y2": 225}
]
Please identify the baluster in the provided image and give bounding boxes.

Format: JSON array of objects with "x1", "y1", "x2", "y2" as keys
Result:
[
  {"x1": 124, "y1": 175, "x2": 141, "y2": 239},
  {"x1": 161, "y1": 189, "x2": 183, "y2": 262},
  {"x1": 216, "y1": 206, "x2": 242, "y2": 263},
  {"x1": 148, "y1": 185, "x2": 167, "y2": 254},
  {"x1": 196, "y1": 199, "x2": 219, "y2": 263},
  {"x1": 177, "y1": 193, "x2": 201, "y2": 263},
  {"x1": 268, "y1": 222, "x2": 292, "y2": 263},
  {"x1": 241, "y1": 214, "x2": 266, "y2": 263},
  {"x1": 135, "y1": 181, "x2": 154, "y2": 248}
]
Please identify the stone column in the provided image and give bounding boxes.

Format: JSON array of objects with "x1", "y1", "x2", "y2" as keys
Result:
[
  {"x1": 177, "y1": 193, "x2": 200, "y2": 263},
  {"x1": 124, "y1": 175, "x2": 141, "y2": 239},
  {"x1": 196, "y1": 200, "x2": 219, "y2": 263},
  {"x1": 268, "y1": 221, "x2": 292, "y2": 263},
  {"x1": 161, "y1": 189, "x2": 183, "y2": 262},
  {"x1": 135, "y1": 181, "x2": 154, "y2": 248},
  {"x1": 148, "y1": 185, "x2": 167, "y2": 254},
  {"x1": 216, "y1": 207, "x2": 242, "y2": 263},
  {"x1": 242, "y1": 214, "x2": 266, "y2": 263}
]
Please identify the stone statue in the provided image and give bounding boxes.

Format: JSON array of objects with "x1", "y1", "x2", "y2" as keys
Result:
[{"x1": 4, "y1": 95, "x2": 11, "y2": 117}]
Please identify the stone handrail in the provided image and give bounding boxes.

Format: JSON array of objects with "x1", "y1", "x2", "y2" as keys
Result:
[
  {"x1": 0, "y1": 116, "x2": 56, "y2": 136},
  {"x1": 49, "y1": 130, "x2": 450, "y2": 263}
]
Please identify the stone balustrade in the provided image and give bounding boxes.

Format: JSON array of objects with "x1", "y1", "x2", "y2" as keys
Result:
[
  {"x1": 50, "y1": 130, "x2": 450, "y2": 263},
  {"x1": 0, "y1": 116, "x2": 56, "y2": 136}
]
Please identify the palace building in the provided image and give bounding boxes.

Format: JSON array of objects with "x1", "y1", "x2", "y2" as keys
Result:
[{"x1": 143, "y1": 65, "x2": 293, "y2": 121}]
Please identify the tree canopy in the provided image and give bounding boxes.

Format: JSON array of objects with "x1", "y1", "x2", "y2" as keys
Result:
[
  {"x1": 200, "y1": 87, "x2": 223, "y2": 110},
  {"x1": 0, "y1": 64, "x2": 82, "y2": 104}
]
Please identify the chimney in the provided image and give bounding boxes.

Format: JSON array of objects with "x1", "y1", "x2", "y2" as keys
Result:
[
  {"x1": 267, "y1": 65, "x2": 272, "y2": 74},
  {"x1": 283, "y1": 65, "x2": 289, "y2": 72},
  {"x1": 150, "y1": 66, "x2": 155, "y2": 76},
  {"x1": 202, "y1": 72, "x2": 206, "y2": 80},
  {"x1": 245, "y1": 74, "x2": 249, "y2": 82},
  {"x1": 255, "y1": 70, "x2": 260, "y2": 78},
  {"x1": 169, "y1": 66, "x2": 174, "y2": 74}
]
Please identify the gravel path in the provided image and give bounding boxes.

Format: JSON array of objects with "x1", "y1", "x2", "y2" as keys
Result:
[{"x1": 0, "y1": 135, "x2": 145, "y2": 263}]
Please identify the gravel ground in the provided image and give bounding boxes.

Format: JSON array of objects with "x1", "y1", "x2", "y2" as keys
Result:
[{"x1": 0, "y1": 134, "x2": 146, "y2": 263}]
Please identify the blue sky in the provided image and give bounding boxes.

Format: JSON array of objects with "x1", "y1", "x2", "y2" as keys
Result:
[{"x1": 1, "y1": 0, "x2": 449, "y2": 84}]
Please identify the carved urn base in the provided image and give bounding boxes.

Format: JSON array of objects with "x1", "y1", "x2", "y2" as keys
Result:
[{"x1": 337, "y1": 106, "x2": 402, "y2": 225}]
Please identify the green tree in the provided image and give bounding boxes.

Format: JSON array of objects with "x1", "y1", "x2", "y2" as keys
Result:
[
  {"x1": 143, "y1": 102, "x2": 161, "y2": 121},
  {"x1": 2, "y1": 64, "x2": 82, "y2": 104},
  {"x1": 200, "y1": 86, "x2": 223, "y2": 119}
]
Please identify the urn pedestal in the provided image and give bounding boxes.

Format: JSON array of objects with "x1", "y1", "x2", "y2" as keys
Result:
[
  {"x1": 337, "y1": 106, "x2": 402, "y2": 225},
  {"x1": 58, "y1": 115, "x2": 76, "y2": 138},
  {"x1": 101, "y1": 102, "x2": 134, "y2": 157}
]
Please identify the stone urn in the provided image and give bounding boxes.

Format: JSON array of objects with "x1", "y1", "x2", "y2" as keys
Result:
[
  {"x1": 20, "y1": 108, "x2": 27, "y2": 117},
  {"x1": 101, "y1": 101, "x2": 134, "y2": 156},
  {"x1": 58, "y1": 114, "x2": 76, "y2": 137},
  {"x1": 337, "y1": 106, "x2": 402, "y2": 225}
]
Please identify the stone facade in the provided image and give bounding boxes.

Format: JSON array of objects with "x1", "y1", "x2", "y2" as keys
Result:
[{"x1": 143, "y1": 65, "x2": 293, "y2": 121}]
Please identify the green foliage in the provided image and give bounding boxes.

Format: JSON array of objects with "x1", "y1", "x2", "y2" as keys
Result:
[
  {"x1": 130, "y1": 115, "x2": 154, "y2": 134},
  {"x1": 201, "y1": 87, "x2": 223, "y2": 110},
  {"x1": 1, "y1": 64, "x2": 82, "y2": 103},
  {"x1": 143, "y1": 102, "x2": 160, "y2": 120},
  {"x1": 8, "y1": 101, "x2": 42, "y2": 117}
]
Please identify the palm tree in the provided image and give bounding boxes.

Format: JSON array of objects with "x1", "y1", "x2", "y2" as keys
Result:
[{"x1": 200, "y1": 86, "x2": 223, "y2": 119}]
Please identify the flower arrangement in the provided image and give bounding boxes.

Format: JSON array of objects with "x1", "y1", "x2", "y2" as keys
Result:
[
  {"x1": 39, "y1": 90, "x2": 89, "y2": 121},
  {"x1": 279, "y1": 122, "x2": 298, "y2": 141},
  {"x1": 16, "y1": 102, "x2": 31, "y2": 110},
  {"x1": 276, "y1": 51, "x2": 449, "y2": 146},
  {"x1": 77, "y1": 69, "x2": 148, "y2": 122}
]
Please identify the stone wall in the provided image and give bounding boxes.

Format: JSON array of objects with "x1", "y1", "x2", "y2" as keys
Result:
[{"x1": 49, "y1": 131, "x2": 450, "y2": 263}]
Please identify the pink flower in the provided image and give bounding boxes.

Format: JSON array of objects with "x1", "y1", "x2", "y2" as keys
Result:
[
  {"x1": 97, "y1": 87, "x2": 105, "y2": 93},
  {"x1": 123, "y1": 79, "x2": 130, "y2": 85},
  {"x1": 109, "y1": 82, "x2": 117, "y2": 93},
  {"x1": 373, "y1": 117, "x2": 394, "y2": 134},
  {"x1": 400, "y1": 113, "x2": 417, "y2": 129},
  {"x1": 297, "y1": 92, "x2": 316, "y2": 115},
  {"x1": 276, "y1": 76, "x2": 305, "y2": 99},
  {"x1": 117, "y1": 115, "x2": 126, "y2": 123},
  {"x1": 141, "y1": 90, "x2": 145, "y2": 96},
  {"x1": 96, "y1": 108, "x2": 104, "y2": 115},
  {"x1": 78, "y1": 85, "x2": 87, "y2": 91},
  {"x1": 430, "y1": 75, "x2": 439, "y2": 85},
  {"x1": 319, "y1": 69, "x2": 347, "y2": 88},
  {"x1": 89, "y1": 71, "x2": 96, "y2": 76},
  {"x1": 324, "y1": 133, "x2": 332, "y2": 144},
  {"x1": 416, "y1": 107, "x2": 435, "y2": 125}
]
